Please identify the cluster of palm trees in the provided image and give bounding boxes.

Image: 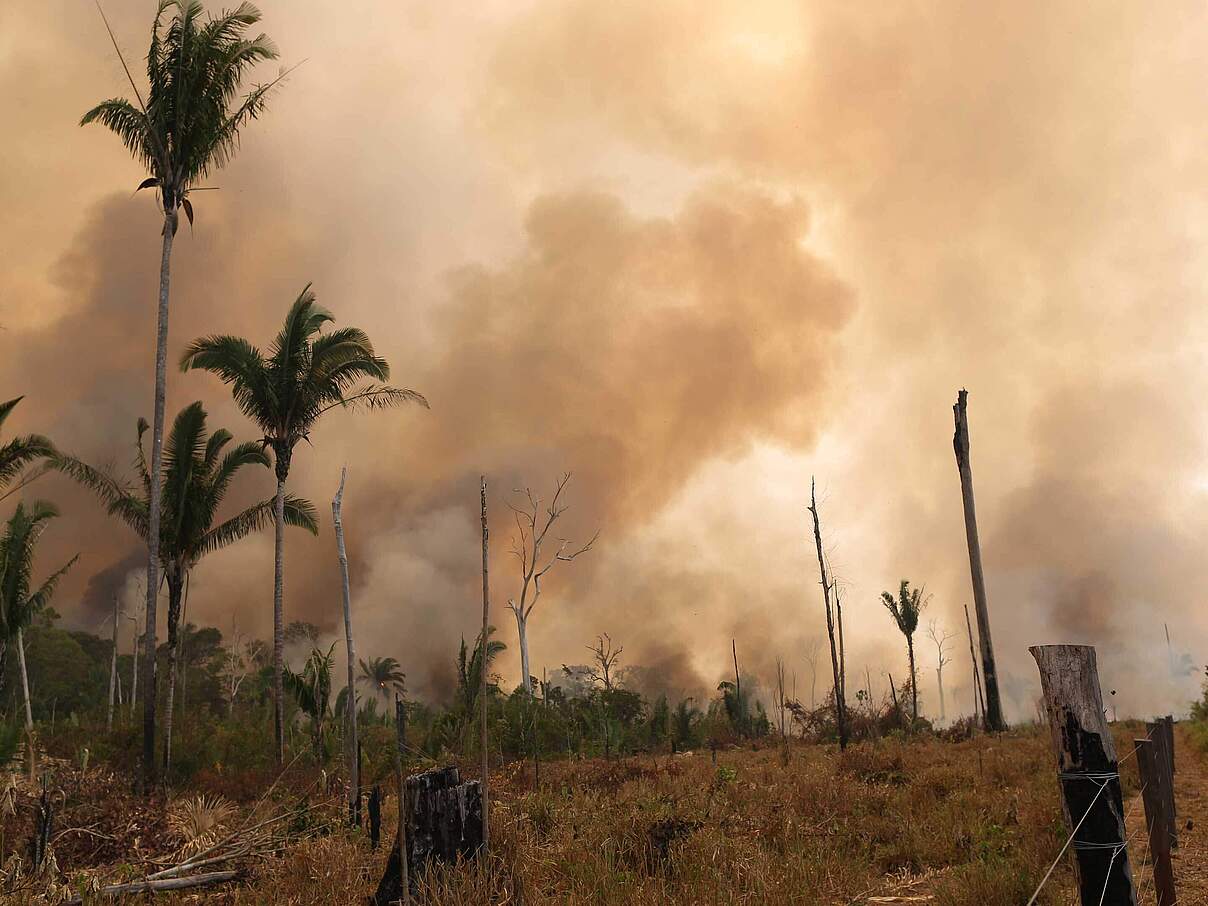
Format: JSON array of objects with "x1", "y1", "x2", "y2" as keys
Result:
[
  {"x1": 281, "y1": 650, "x2": 407, "y2": 759},
  {"x1": 0, "y1": 1, "x2": 426, "y2": 790}
]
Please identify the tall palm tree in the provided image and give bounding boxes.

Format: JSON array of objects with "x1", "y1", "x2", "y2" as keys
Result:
[
  {"x1": 0, "y1": 502, "x2": 78, "y2": 734},
  {"x1": 880, "y1": 580, "x2": 928, "y2": 724},
  {"x1": 53, "y1": 401, "x2": 317, "y2": 772},
  {"x1": 180, "y1": 286, "x2": 427, "y2": 763},
  {"x1": 81, "y1": 0, "x2": 283, "y2": 789},
  {"x1": 358, "y1": 656, "x2": 405, "y2": 708},
  {"x1": 0, "y1": 397, "x2": 55, "y2": 504}
]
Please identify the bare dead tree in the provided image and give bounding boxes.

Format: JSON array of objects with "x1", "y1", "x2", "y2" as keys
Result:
[
  {"x1": 953, "y1": 390, "x2": 1005, "y2": 731},
  {"x1": 507, "y1": 474, "x2": 598, "y2": 694},
  {"x1": 221, "y1": 619, "x2": 252, "y2": 715},
  {"x1": 927, "y1": 619, "x2": 954, "y2": 724},
  {"x1": 586, "y1": 634, "x2": 623, "y2": 691},
  {"x1": 807, "y1": 478, "x2": 847, "y2": 749}
]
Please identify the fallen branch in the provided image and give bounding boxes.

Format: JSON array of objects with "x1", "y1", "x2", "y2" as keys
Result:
[{"x1": 61, "y1": 869, "x2": 240, "y2": 903}]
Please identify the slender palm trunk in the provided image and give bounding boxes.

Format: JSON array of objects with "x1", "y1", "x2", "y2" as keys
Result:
[
  {"x1": 514, "y1": 608, "x2": 531, "y2": 696},
  {"x1": 333, "y1": 469, "x2": 359, "y2": 825},
  {"x1": 272, "y1": 474, "x2": 287, "y2": 765},
  {"x1": 162, "y1": 569, "x2": 184, "y2": 775},
  {"x1": 17, "y1": 627, "x2": 32, "y2": 731},
  {"x1": 143, "y1": 209, "x2": 176, "y2": 792},
  {"x1": 107, "y1": 595, "x2": 119, "y2": 732},
  {"x1": 907, "y1": 635, "x2": 918, "y2": 723}
]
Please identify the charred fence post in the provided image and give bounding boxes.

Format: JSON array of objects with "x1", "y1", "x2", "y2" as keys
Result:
[
  {"x1": 372, "y1": 766, "x2": 483, "y2": 905},
  {"x1": 368, "y1": 785, "x2": 382, "y2": 849},
  {"x1": 1147, "y1": 720, "x2": 1178, "y2": 850},
  {"x1": 1030, "y1": 645, "x2": 1137, "y2": 905},
  {"x1": 28, "y1": 777, "x2": 52, "y2": 871},
  {"x1": 1134, "y1": 738, "x2": 1176, "y2": 906}
]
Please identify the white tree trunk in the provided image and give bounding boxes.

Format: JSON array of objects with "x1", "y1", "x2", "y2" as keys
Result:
[
  {"x1": 17, "y1": 627, "x2": 33, "y2": 731},
  {"x1": 333, "y1": 468, "x2": 359, "y2": 823},
  {"x1": 936, "y1": 666, "x2": 945, "y2": 723},
  {"x1": 514, "y1": 608, "x2": 531, "y2": 695}
]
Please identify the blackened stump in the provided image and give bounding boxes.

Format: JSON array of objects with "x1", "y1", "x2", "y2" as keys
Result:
[
  {"x1": 372, "y1": 766, "x2": 483, "y2": 905},
  {"x1": 1031, "y1": 645, "x2": 1136, "y2": 905}
]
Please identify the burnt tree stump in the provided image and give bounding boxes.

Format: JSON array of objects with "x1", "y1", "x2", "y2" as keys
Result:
[
  {"x1": 1031, "y1": 645, "x2": 1136, "y2": 905},
  {"x1": 372, "y1": 766, "x2": 483, "y2": 905}
]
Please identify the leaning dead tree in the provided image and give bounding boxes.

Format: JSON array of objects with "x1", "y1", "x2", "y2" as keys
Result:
[
  {"x1": 927, "y1": 619, "x2": 954, "y2": 724},
  {"x1": 807, "y1": 478, "x2": 847, "y2": 749},
  {"x1": 507, "y1": 473, "x2": 598, "y2": 694},
  {"x1": 953, "y1": 389, "x2": 1006, "y2": 731}
]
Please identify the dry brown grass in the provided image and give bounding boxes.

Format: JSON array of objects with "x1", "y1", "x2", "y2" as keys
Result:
[{"x1": 209, "y1": 728, "x2": 1075, "y2": 905}]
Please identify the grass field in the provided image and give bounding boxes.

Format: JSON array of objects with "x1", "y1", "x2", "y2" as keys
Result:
[{"x1": 20, "y1": 721, "x2": 1208, "y2": 904}]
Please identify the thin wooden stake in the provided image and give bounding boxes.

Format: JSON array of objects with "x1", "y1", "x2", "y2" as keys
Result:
[
  {"x1": 479, "y1": 476, "x2": 491, "y2": 856},
  {"x1": 1148, "y1": 720, "x2": 1178, "y2": 850},
  {"x1": 1135, "y1": 738, "x2": 1176, "y2": 906}
]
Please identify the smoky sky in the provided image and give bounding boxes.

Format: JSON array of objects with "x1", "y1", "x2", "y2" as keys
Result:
[{"x1": 3, "y1": 0, "x2": 1208, "y2": 717}]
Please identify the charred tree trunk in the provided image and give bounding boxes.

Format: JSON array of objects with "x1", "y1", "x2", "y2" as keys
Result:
[
  {"x1": 1030, "y1": 645, "x2": 1136, "y2": 905},
  {"x1": 953, "y1": 390, "x2": 1005, "y2": 731},
  {"x1": 162, "y1": 568, "x2": 184, "y2": 777},
  {"x1": 372, "y1": 767, "x2": 484, "y2": 905},
  {"x1": 964, "y1": 603, "x2": 985, "y2": 723},
  {"x1": 394, "y1": 693, "x2": 411, "y2": 905}
]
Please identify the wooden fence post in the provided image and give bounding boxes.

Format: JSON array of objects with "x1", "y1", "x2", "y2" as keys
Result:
[
  {"x1": 1030, "y1": 645, "x2": 1137, "y2": 905},
  {"x1": 1134, "y1": 738, "x2": 1176, "y2": 906},
  {"x1": 1148, "y1": 720, "x2": 1178, "y2": 850}
]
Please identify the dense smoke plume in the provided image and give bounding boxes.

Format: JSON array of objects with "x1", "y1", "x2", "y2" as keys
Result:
[{"x1": 3, "y1": 0, "x2": 1208, "y2": 718}]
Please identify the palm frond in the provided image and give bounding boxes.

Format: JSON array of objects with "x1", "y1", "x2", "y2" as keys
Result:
[{"x1": 316, "y1": 385, "x2": 429, "y2": 417}]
